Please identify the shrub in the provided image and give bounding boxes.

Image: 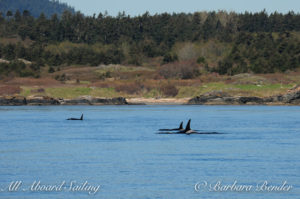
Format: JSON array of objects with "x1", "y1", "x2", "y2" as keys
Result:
[
  {"x1": 98, "y1": 71, "x2": 112, "y2": 80},
  {"x1": 159, "y1": 61, "x2": 200, "y2": 79},
  {"x1": 48, "y1": 66, "x2": 55, "y2": 73},
  {"x1": 0, "y1": 86, "x2": 21, "y2": 95},
  {"x1": 162, "y1": 53, "x2": 178, "y2": 64},
  {"x1": 197, "y1": 56, "x2": 206, "y2": 64},
  {"x1": 31, "y1": 88, "x2": 45, "y2": 93},
  {"x1": 19, "y1": 69, "x2": 35, "y2": 77},
  {"x1": 160, "y1": 84, "x2": 178, "y2": 97},
  {"x1": 114, "y1": 82, "x2": 143, "y2": 94},
  {"x1": 55, "y1": 73, "x2": 67, "y2": 81},
  {"x1": 177, "y1": 43, "x2": 198, "y2": 61}
]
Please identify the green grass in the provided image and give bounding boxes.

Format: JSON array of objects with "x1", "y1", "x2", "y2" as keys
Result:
[
  {"x1": 95, "y1": 65, "x2": 154, "y2": 74},
  {"x1": 65, "y1": 80, "x2": 91, "y2": 85},
  {"x1": 44, "y1": 87, "x2": 121, "y2": 98},
  {"x1": 20, "y1": 86, "x2": 121, "y2": 99},
  {"x1": 177, "y1": 82, "x2": 232, "y2": 98},
  {"x1": 233, "y1": 84, "x2": 292, "y2": 91},
  {"x1": 19, "y1": 82, "x2": 294, "y2": 99},
  {"x1": 200, "y1": 82, "x2": 230, "y2": 93},
  {"x1": 175, "y1": 83, "x2": 293, "y2": 98},
  {"x1": 90, "y1": 88, "x2": 120, "y2": 98},
  {"x1": 20, "y1": 87, "x2": 32, "y2": 97},
  {"x1": 45, "y1": 87, "x2": 92, "y2": 99},
  {"x1": 177, "y1": 87, "x2": 203, "y2": 98},
  {"x1": 80, "y1": 81, "x2": 91, "y2": 84},
  {"x1": 142, "y1": 89, "x2": 161, "y2": 98}
]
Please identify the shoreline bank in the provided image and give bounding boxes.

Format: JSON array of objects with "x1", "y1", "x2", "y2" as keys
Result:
[{"x1": 0, "y1": 89, "x2": 300, "y2": 106}]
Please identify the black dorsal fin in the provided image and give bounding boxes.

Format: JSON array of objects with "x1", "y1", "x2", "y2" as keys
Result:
[
  {"x1": 185, "y1": 119, "x2": 191, "y2": 131},
  {"x1": 80, "y1": 114, "x2": 83, "y2": 120},
  {"x1": 179, "y1": 122, "x2": 183, "y2": 129}
]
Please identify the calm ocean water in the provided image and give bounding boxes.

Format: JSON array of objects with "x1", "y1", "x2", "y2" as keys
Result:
[{"x1": 0, "y1": 105, "x2": 299, "y2": 199}]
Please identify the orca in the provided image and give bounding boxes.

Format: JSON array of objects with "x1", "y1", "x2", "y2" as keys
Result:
[
  {"x1": 157, "y1": 119, "x2": 222, "y2": 135},
  {"x1": 181, "y1": 119, "x2": 221, "y2": 135},
  {"x1": 159, "y1": 122, "x2": 184, "y2": 131},
  {"x1": 183, "y1": 119, "x2": 196, "y2": 135},
  {"x1": 174, "y1": 119, "x2": 193, "y2": 134},
  {"x1": 67, "y1": 114, "x2": 83, "y2": 120}
]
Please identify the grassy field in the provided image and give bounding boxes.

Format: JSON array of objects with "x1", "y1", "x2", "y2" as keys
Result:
[
  {"x1": 17, "y1": 81, "x2": 295, "y2": 99},
  {"x1": 20, "y1": 86, "x2": 121, "y2": 99},
  {"x1": 2, "y1": 63, "x2": 299, "y2": 99},
  {"x1": 176, "y1": 83, "x2": 293, "y2": 98}
]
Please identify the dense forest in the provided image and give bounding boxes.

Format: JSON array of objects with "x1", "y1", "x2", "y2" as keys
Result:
[
  {"x1": 0, "y1": 9, "x2": 300, "y2": 78},
  {"x1": 0, "y1": 0, "x2": 75, "y2": 18}
]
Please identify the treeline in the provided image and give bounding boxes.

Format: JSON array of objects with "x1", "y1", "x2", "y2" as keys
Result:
[
  {"x1": 0, "y1": 42, "x2": 124, "y2": 77},
  {"x1": 0, "y1": 42, "x2": 124, "y2": 65},
  {"x1": 217, "y1": 32, "x2": 300, "y2": 75},
  {"x1": 2, "y1": 10, "x2": 300, "y2": 44},
  {"x1": 0, "y1": 0, "x2": 75, "y2": 18},
  {"x1": 0, "y1": 10, "x2": 300, "y2": 77}
]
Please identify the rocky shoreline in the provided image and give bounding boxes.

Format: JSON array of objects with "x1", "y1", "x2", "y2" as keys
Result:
[
  {"x1": 0, "y1": 96, "x2": 129, "y2": 106},
  {"x1": 187, "y1": 90, "x2": 300, "y2": 105},
  {"x1": 0, "y1": 89, "x2": 300, "y2": 106}
]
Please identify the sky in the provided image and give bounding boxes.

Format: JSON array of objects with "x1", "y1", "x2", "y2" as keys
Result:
[{"x1": 60, "y1": 0, "x2": 300, "y2": 16}]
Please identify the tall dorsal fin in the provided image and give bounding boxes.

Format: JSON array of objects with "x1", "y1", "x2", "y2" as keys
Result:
[
  {"x1": 185, "y1": 119, "x2": 191, "y2": 131},
  {"x1": 179, "y1": 122, "x2": 183, "y2": 129},
  {"x1": 80, "y1": 114, "x2": 83, "y2": 120}
]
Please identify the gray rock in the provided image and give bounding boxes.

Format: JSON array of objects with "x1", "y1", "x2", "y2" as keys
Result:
[
  {"x1": 188, "y1": 92, "x2": 280, "y2": 105},
  {"x1": 0, "y1": 96, "x2": 27, "y2": 105},
  {"x1": 63, "y1": 97, "x2": 128, "y2": 105},
  {"x1": 91, "y1": 97, "x2": 128, "y2": 105},
  {"x1": 0, "y1": 96, "x2": 128, "y2": 106},
  {"x1": 282, "y1": 91, "x2": 300, "y2": 103},
  {"x1": 64, "y1": 98, "x2": 92, "y2": 105},
  {"x1": 27, "y1": 96, "x2": 60, "y2": 105},
  {"x1": 238, "y1": 97, "x2": 264, "y2": 104}
]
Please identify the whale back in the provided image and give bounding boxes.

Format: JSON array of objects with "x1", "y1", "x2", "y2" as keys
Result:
[{"x1": 80, "y1": 114, "x2": 83, "y2": 120}]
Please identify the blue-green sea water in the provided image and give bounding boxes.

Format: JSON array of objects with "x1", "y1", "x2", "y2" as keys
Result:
[{"x1": 0, "y1": 105, "x2": 299, "y2": 199}]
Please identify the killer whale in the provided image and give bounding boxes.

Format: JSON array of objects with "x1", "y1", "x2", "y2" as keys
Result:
[
  {"x1": 159, "y1": 122, "x2": 184, "y2": 131},
  {"x1": 67, "y1": 114, "x2": 83, "y2": 120},
  {"x1": 157, "y1": 119, "x2": 222, "y2": 135},
  {"x1": 180, "y1": 119, "x2": 221, "y2": 135},
  {"x1": 158, "y1": 119, "x2": 196, "y2": 134},
  {"x1": 181, "y1": 119, "x2": 196, "y2": 135}
]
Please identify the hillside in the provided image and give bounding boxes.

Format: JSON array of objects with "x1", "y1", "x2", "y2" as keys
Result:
[
  {"x1": 0, "y1": 10, "x2": 299, "y2": 76},
  {"x1": 0, "y1": 10, "x2": 300, "y2": 99},
  {"x1": 0, "y1": 0, "x2": 75, "y2": 18}
]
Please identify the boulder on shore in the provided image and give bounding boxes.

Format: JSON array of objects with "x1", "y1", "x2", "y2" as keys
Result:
[
  {"x1": 277, "y1": 90, "x2": 300, "y2": 104},
  {"x1": 0, "y1": 96, "x2": 128, "y2": 106},
  {"x1": 27, "y1": 96, "x2": 60, "y2": 105},
  {"x1": 0, "y1": 96, "x2": 27, "y2": 105},
  {"x1": 188, "y1": 90, "x2": 300, "y2": 105},
  {"x1": 91, "y1": 97, "x2": 128, "y2": 105},
  {"x1": 60, "y1": 96, "x2": 128, "y2": 105}
]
